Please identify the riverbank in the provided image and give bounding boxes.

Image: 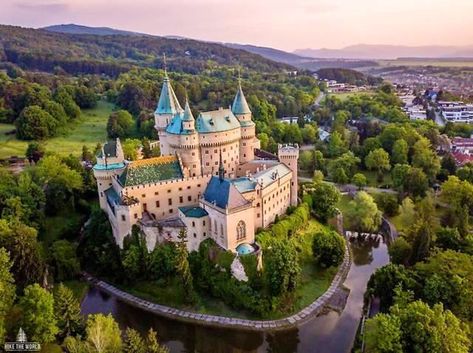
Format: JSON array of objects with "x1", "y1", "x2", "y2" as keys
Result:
[{"x1": 82, "y1": 239, "x2": 351, "y2": 332}]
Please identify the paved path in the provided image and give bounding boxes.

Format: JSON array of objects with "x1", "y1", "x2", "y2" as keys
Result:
[
  {"x1": 298, "y1": 177, "x2": 398, "y2": 195},
  {"x1": 83, "y1": 242, "x2": 351, "y2": 332}
]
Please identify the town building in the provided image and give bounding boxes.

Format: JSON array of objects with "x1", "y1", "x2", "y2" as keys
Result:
[
  {"x1": 93, "y1": 74, "x2": 299, "y2": 255},
  {"x1": 438, "y1": 101, "x2": 473, "y2": 123}
]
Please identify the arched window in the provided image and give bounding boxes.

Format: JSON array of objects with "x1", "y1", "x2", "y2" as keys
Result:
[
  {"x1": 220, "y1": 224, "x2": 224, "y2": 236},
  {"x1": 214, "y1": 220, "x2": 217, "y2": 234},
  {"x1": 236, "y1": 220, "x2": 246, "y2": 241}
]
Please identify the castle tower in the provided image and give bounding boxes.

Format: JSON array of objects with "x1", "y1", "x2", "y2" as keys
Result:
[
  {"x1": 154, "y1": 72, "x2": 183, "y2": 155},
  {"x1": 93, "y1": 138, "x2": 126, "y2": 210},
  {"x1": 178, "y1": 99, "x2": 202, "y2": 177},
  {"x1": 232, "y1": 80, "x2": 256, "y2": 164},
  {"x1": 278, "y1": 144, "x2": 299, "y2": 206}
]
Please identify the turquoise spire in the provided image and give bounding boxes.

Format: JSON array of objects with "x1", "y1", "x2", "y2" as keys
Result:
[
  {"x1": 182, "y1": 98, "x2": 194, "y2": 122},
  {"x1": 231, "y1": 80, "x2": 251, "y2": 115},
  {"x1": 155, "y1": 73, "x2": 183, "y2": 115}
]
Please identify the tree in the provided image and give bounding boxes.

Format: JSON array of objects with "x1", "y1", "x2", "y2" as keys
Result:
[
  {"x1": 375, "y1": 193, "x2": 398, "y2": 217},
  {"x1": 346, "y1": 191, "x2": 382, "y2": 233},
  {"x1": 86, "y1": 314, "x2": 122, "y2": 353},
  {"x1": 82, "y1": 145, "x2": 94, "y2": 162},
  {"x1": 391, "y1": 139, "x2": 408, "y2": 165},
  {"x1": 397, "y1": 197, "x2": 416, "y2": 231},
  {"x1": 313, "y1": 150, "x2": 326, "y2": 174},
  {"x1": 124, "y1": 328, "x2": 146, "y2": 353},
  {"x1": 146, "y1": 328, "x2": 169, "y2": 353},
  {"x1": 405, "y1": 167, "x2": 428, "y2": 197},
  {"x1": 122, "y1": 139, "x2": 141, "y2": 160},
  {"x1": 352, "y1": 173, "x2": 367, "y2": 190},
  {"x1": 16, "y1": 105, "x2": 57, "y2": 140},
  {"x1": 365, "y1": 313, "x2": 403, "y2": 353},
  {"x1": 394, "y1": 301, "x2": 470, "y2": 353},
  {"x1": 0, "y1": 249, "x2": 15, "y2": 345},
  {"x1": 19, "y1": 284, "x2": 58, "y2": 343},
  {"x1": 54, "y1": 283, "x2": 83, "y2": 338},
  {"x1": 327, "y1": 152, "x2": 360, "y2": 184},
  {"x1": 310, "y1": 182, "x2": 341, "y2": 222},
  {"x1": 312, "y1": 230, "x2": 345, "y2": 268},
  {"x1": 25, "y1": 142, "x2": 45, "y2": 164},
  {"x1": 74, "y1": 86, "x2": 98, "y2": 109},
  {"x1": 54, "y1": 86, "x2": 81, "y2": 119},
  {"x1": 107, "y1": 110, "x2": 134, "y2": 138},
  {"x1": 365, "y1": 148, "x2": 391, "y2": 182},
  {"x1": 174, "y1": 228, "x2": 196, "y2": 304},
  {"x1": 264, "y1": 240, "x2": 301, "y2": 297},
  {"x1": 412, "y1": 137, "x2": 441, "y2": 182},
  {"x1": 0, "y1": 220, "x2": 45, "y2": 289},
  {"x1": 388, "y1": 237, "x2": 411, "y2": 265},
  {"x1": 51, "y1": 240, "x2": 80, "y2": 281},
  {"x1": 327, "y1": 131, "x2": 347, "y2": 157},
  {"x1": 367, "y1": 264, "x2": 417, "y2": 311}
]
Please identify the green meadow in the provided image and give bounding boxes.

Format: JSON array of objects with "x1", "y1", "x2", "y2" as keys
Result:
[{"x1": 0, "y1": 101, "x2": 114, "y2": 159}]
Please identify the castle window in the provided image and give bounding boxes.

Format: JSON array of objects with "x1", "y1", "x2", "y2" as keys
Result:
[
  {"x1": 214, "y1": 220, "x2": 217, "y2": 234},
  {"x1": 204, "y1": 232, "x2": 207, "y2": 237},
  {"x1": 179, "y1": 187, "x2": 182, "y2": 191},
  {"x1": 179, "y1": 196, "x2": 183, "y2": 203},
  {"x1": 256, "y1": 203, "x2": 260, "y2": 207},
  {"x1": 203, "y1": 220, "x2": 206, "y2": 226},
  {"x1": 155, "y1": 191, "x2": 159, "y2": 195},
  {"x1": 142, "y1": 194, "x2": 146, "y2": 198},
  {"x1": 167, "y1": 189, "x2": 171, "y2": 193},
  {"x1": 121, "y1": 215, "x2": 125, "y2": 221},
  {"x1": 257, "y1": 213, "x2": 260, "y2": 218},
  {"x1": 168, "y1": 198, "x2": 172, "y2": 206},
  {"x1": 236, "y1": 221, "x2": 246, "y2": 241},
  {"x1": 192, "y1": 221, "x2": 195, "y2": 227},
  {"x1": 156, "y1": 201, "x2": 160, "y2": 207},
  {"x1": 188, "y1": 196, "x2": 192, "y2": 201},
  {"x1": 198, "y1": 184, "x2": 201, "y2": 187},
  {"x1": 169, "y1": 209, "x2": 173, "y2": 214},
  {"x1": 192, "y1": 152, "x2": 195, "y2": 156},
  {"x1": 134, "y1": 213, "x2": 138, "y2": 219},
  {"x1": 220, "y1": 224, "x2": 224, "y2": 236},
  {"x1": 206, "y1": 162, "x2": 209, "y2": 166},
  {"x1": 193, "y1": 233, "x2": 196, "y2": 238},
  {"x1": 205, "y1": 150, "x2": 209, "y2": 154}
]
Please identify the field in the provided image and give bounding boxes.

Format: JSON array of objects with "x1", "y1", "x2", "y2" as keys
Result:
[
  {"x1": 331, "y1": 90, "x2": 375, "y2": 101},
  {"x1": 0, "y1": 101, "x2": 114, "y2": 159},
  {"x1": 378, "y1": 59, "x2": 473, "y2": 68}
]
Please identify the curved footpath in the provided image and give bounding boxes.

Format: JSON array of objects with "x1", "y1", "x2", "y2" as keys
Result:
[{"x1": 83, "y1": 242, "x2": 351, "y2": 332}]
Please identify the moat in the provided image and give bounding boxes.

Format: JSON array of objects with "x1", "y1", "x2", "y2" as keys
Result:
[{"x1": 81, "y1": 236, "x2": 388, "y2": 353}]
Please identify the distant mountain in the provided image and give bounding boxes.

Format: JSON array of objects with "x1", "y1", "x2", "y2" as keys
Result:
[
  {"x1": 43, "y1": 23, "x2": 148, "y2": 37},
  {"x1": 225, "y1": 43, "x2": 309, "y2": 65},
  {"x1": 0, "y1": 25, "x2": 292, "y2": 76},
  {"x1": 294, "y1": 44, "x2": 473, "y2": 60}
]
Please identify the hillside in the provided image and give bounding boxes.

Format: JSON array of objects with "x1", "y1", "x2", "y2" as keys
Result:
[
  {"x1": 0, "y1": 25, "x2": 292, "y2": 76},
  {"x1": 316, "y1": 68, "x2": 382, "y2": 86},
  {"x1": 225, "y1": 43, "x2": 309, "y2": 64},
  {"x1": 43, "y1": 23, "x2": 147, "y2": 36}
]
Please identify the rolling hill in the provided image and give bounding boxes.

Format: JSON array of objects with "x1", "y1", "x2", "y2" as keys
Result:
[{"x1": 0, "y1": 25, "x2": 292, "y2": 76}]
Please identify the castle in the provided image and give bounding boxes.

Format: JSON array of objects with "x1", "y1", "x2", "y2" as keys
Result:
[{"x1": 93, "y1": 73, "x2": 299, "y2": 255}]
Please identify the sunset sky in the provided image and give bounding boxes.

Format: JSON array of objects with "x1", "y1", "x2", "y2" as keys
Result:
[{"x1": 2, "y1": 0, "x2": 472, "y2": 51}]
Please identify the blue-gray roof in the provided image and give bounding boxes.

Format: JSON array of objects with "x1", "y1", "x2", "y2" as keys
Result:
[
  {"x1": 166, "y1": 113, "x2": 194, "y2": 135},
  {"x1": 231, "y1": 85, "x2": 251, "y2": 115},
  {"x1": 179, "y1": 206, "x2": 208, "y2": 218},
  {"x1": 155, "y1": 76, "x2": 183, "y2": 115},
  {"x1": 236, "y1": 243, "x2": 256, "y2": 255},
  {"x1": 231, "y1": 177, "x2": 257, "y2": 193},
  {"x1": 196, "y1": 109, "x2": 241, "y2": 133},
  {"x1": 105, "y1": 187, "x2": 120, "y2": 206},
  {"x1": 203, "y1": 176, "x2": 249, "y2": 209}
]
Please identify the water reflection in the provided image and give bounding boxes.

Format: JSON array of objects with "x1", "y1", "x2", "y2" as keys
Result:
[{"x1": 81, "y1": 238, "x2": 389, "y2": 353}]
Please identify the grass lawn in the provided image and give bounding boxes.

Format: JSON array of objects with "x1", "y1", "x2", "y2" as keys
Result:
[
  {"x1": 121, "y1": 219, "x2": 339, "y2": 320},
  {"x1": 360, "y1": 170, "x2": 392, "y2": 187},
  {"x1": 331, "y1": 91, "x2": 375, "y2": 101},
  {"x1": 0, "y1": 101, "x2": 114, "y2": 159}
]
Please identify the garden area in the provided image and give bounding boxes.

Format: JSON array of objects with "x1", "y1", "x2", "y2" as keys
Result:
[{"x1": 80, "y1": 201, "x2": 346, "y2": 321}]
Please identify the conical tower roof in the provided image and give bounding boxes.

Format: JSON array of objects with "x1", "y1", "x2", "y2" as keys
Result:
[
  {"x1": 182, "y1": 99, "x2": 194, "y2": 122},
  {"x1": 155, "y1": 74, "x2": 183, "y2": 115},
  {"x1": 231, "y1": 83, "x2": 251, "y2": 115}
]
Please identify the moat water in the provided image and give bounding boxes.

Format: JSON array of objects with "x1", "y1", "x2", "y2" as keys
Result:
[{"x1": 81, "y1": 237, "x2": 389, "y2": 353}]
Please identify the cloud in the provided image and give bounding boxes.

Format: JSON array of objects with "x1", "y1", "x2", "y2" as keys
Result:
[{"x1": 15, "y1": 1, "x2": 69, "y2": 12}]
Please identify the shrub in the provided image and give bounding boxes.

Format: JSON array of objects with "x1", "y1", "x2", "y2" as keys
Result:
[
  {"x1": 388, "y1": 237, "x2": 411, "y2": 265},
  {"x1": 312, "y1": 230, "x2": 345, "y2": 268}
]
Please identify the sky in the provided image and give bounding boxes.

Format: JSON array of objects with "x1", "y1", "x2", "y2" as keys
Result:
[{"x1": 1, "y1": 0, "x2": 473, "y2": 51}]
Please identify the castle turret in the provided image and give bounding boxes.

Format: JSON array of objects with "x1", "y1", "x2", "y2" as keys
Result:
[
  {"x1": 232, "y1": 81, "x2": 256, "y2": 164},
  {"x1": 278, "y1": 144, "x2": 299, "y2": 206},
  {"x1": 154, "y1": 73, "x2": 183, "y2": 155},
  {"x1": 178, "y1": 99, "x2": 201, "y2": 177},
  {"x1": 93, "y1": 138, "x2": 126, "y2": 210}
]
